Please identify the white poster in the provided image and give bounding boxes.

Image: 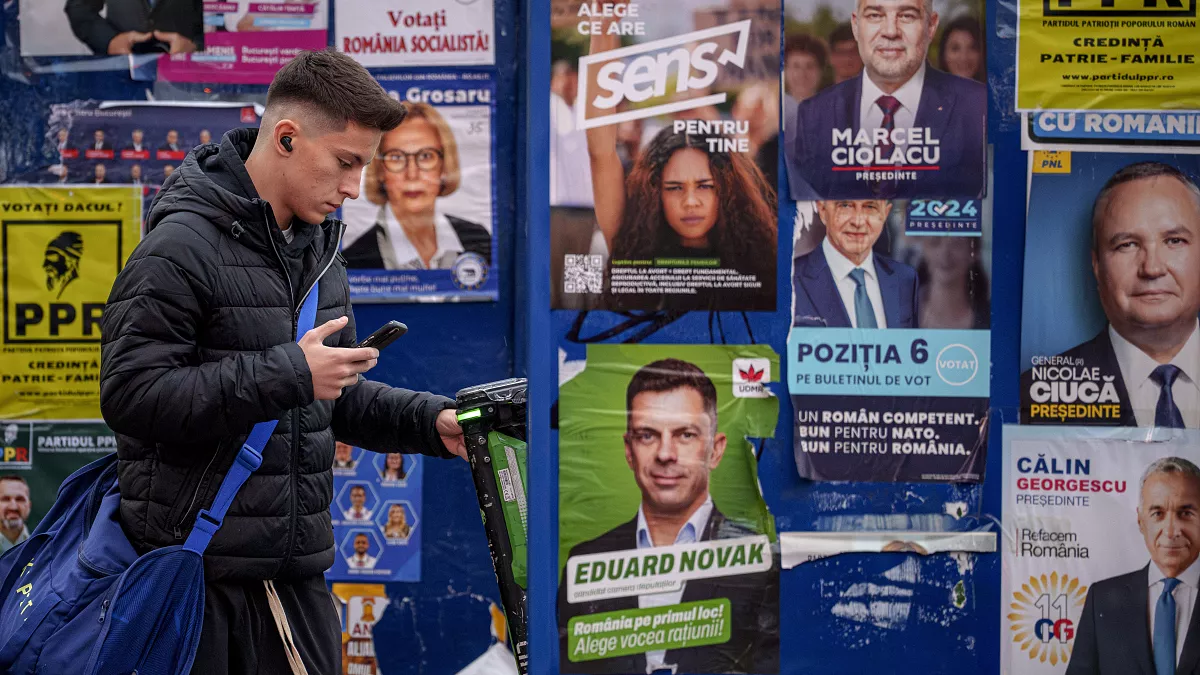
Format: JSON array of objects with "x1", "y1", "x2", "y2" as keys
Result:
[
  {"x1": 1002, "y1": 426, "x2": 1200, "y2": 674},
  {"x1": 336, "y1": 0, "x2": 495, "y2": 67}
]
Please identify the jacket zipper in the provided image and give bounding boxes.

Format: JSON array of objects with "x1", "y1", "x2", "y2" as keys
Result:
[
  {"x1": 172, "y1": 449, "x2": 221, "y2": 539},
  {"x1": 268, "y1": 211, "x2": 345, "y2": 574}
]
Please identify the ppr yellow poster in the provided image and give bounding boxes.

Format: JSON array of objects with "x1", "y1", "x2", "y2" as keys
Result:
[
  {"x1": 0, "y1": 186, "x2": 141, "y2": 419},
  {"x1": 1017, "y1": 0, "x2": 1200, "y2": 111}
]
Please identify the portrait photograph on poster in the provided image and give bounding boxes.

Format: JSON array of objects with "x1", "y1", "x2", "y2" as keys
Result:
[
  {"x1": 782, "y1": 0, "x2": 987, "y2": 201},
  {"x1": 337, "y1": 69, "x2": 498, "y2": 303},
  {"x1": 1020, "y1": 152, "x2": 1200, "y2": 428},
  {"x1": 156, "y1": 0, "x2": 329, "y2": 84},
  {"x1": 787, "y1": 178, "x2": 993, "y2": 482},
  {"x1": 1002, "y1": 426, "x2": 1200, "y2": 675},
  {"x1": 549, "y1": 0, "x2": 781, "y2": 312},
  {"x1": 19, "y1": 0, "x2": 203, "y2": 57},
  {"x1": 557, "y1": 345, "x2": 780, "y2": 675}
]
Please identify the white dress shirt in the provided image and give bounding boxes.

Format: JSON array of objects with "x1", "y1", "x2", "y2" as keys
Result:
[
  {"x1": 379, "y1": 207, "x2": 465, "y2": 270},
  {"x1": 635, "y1": 497, "x2": 714, "y2": 674},
  {"x1": 858, "y1": 63, "x2": 926, "y2": 153},
  {"x1": 1109, "y1": 322, "x2": 1200, "y2": 428},
  {"x1": 1148, "y1": 558, "x2": 1200, "y2": 663},
  {"x1": 823, "y1": 237, "x2": 888, "y2": 328},
  {"x1": 549, "y1": 92, "x2": 595, "y2": 208},
  {"x1": 344, "y1": 507, "x2": 373, "y2": 521},
  {"x1": 348, "y1": 553, "x2": 378, "y2": 569}
]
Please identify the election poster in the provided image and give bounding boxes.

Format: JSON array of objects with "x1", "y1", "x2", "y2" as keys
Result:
[
  {"x1": 0, "y1": 186, "x2": 141, "y2": 420},
  {"x1": 332, "y1": 583, "x2": 390, "y2": 675},
  {"x1": 338, "y1": 70, "x2": 498, "y2": 303},
  {"x1": 549, "y1": 0, "x2": 780, "y2": 312},
  {"x1": 336, "y1": 0, "x2": 495, "y2": 67},
  {"x1": 156, "y1": 0, "x2": 328, "y2": 84},
  {"x1": 1022, "y1": 111, "x2": 1200, "y2": 153},
  {"x1": 1019, "y1": 152, "x2": 1200, "y2": 428},
  {"x1": 0, "y1": 420, "x2": 113, "y2": 554},
  {"x1": 557, "y1": 344, "x2": 780, "y2": 674},
  {"x1": 1001, "y1": 425, "x2": 1200, "y2": 674},
  {"x1": 787, "y1": 179, "x2": 993, "y2": 481},
  {"x1": 8, "y1": 102, "x2": 261, "y2": 194},
  {"x1": 327, "y1": 442, "x2": 422, "y2": 582},
  {"x1": 19, "y1": 0, "x2": 203, "y2": 57},
  {"x1": 1016, "y1": 0, "x2": 1200, "y2": 111},
  {"x1": 782, "y1": 0, "x2": 987, "y2": 201}
]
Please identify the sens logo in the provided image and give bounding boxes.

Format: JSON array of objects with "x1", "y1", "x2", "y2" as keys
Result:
[
  {"x1": 1042, "y1": 0, "x2": 1196, "y2": 17},
  {"x1": 733, "y1": 358, "x2": 771, "y2": 398},
  {"x1": 3, "y1": 219, "x2": 124, "y2": 344}
]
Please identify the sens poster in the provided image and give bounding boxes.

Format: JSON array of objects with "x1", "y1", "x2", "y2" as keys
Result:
[
  {"x1": 549, "y1": 0, "x2": 781, "y2": 312},
  {"x1": 0, "y1": 186, "x2": 141, "y2": 420}
]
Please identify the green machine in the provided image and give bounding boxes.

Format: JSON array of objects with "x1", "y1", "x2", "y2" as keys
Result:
[{"x1": 455, "y1": 378, "x2": 528, "y2": 675}]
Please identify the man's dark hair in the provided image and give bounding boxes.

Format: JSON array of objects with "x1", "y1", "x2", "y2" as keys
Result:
[
  {"x1": 829, "y1": 22, "x2": 856, "y2": 47},
  {"x1": 266, "y1": 49, "x2": 407, "y2": 133},
  {"x1": 0, "y1": 475, "x2": 28, "y2": 488},
  {"x1": 351, "y1": 485, "x2": 365, "y2": 493},
  {"x1": 785, "y1": 33, "x2": 829, "y2": 70},
  {"x1": 1091, "y1": 161, "x2": 1200, "y2": 251},
  {"x1": 626, "y1": 359, "x2": 719, "y2": 434}
]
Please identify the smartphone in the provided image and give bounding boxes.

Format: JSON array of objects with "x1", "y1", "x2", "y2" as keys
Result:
[
  {"x1": 356, "y1": 320, "x2": 407, "y2": 350},
  {"x1": 131, "y1": 39, "x2": 171, "y2": 54}
]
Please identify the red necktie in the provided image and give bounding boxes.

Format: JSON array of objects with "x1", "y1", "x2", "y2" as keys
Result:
[
  {"x1": 355, "y1": 509, "x2": 362, "y2": 519},
  {"x1": 875, "y1": 95, "x2": 902, "y2": 161}
]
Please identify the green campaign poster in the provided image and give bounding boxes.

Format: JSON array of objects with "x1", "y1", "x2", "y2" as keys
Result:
[{"x1": 556, "y1": 344, "x2": 780, "y2": 674}]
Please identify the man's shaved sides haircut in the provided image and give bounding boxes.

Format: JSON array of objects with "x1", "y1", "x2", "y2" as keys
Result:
[{"x1": 263, "y1": 48, "x2": 408, "y2": 135}]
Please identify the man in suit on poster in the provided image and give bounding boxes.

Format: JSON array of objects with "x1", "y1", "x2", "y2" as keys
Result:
[
  {"x1": 557, "y1": 359, "x2": 779, "y2": 675},
  {"x1": 65, "y1": 0, "x2": 201, "y2": 55},
  {"x1": 792, "y1": 199, "x2": 919, "y2": 328},
  {"x1": 785, "y1": 0, "x2": 986, "y2": 200},
  {"x1": 1068, "y1": 457, "x2": 1200, "y2": 675},
  {"x1": 1021, "y1": 161, "x2": 1200, "y2": 427}
]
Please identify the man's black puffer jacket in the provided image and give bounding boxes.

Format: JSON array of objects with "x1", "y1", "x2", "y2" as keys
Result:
[{"x1": 99, "y1": 128, "x2": 454, "y2": 582}]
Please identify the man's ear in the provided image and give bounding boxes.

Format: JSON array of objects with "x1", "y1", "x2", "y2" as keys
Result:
[
  {"x1": 709, "y1": 432, "x2": 727, "y2": 470},
  {"x1": 272, "y1": 119, "x2": 300, "y2": 156}
]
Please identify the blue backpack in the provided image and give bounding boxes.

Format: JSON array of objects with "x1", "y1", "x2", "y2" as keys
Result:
[{"x1": 0, "y1": 285, "x2": 320, "y2": 674}]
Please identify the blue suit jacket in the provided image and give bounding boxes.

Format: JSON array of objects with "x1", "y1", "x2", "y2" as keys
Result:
[
  {"x1": 785, "y1": 67, "x2": 987, "y2": 200},
  {"x1": 792, "y1": 244, "x2": 919, "y2": 328}
]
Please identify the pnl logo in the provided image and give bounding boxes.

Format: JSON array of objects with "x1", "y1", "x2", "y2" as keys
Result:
[
  {"x1": 935, "y1": 344, "x2": 979, "y2": 387},
  {"x1": 1042, "y1": 0, "x2": 1196, "y2": 17},
  {"x1": 1, "y1": 422, "x2": 31, "y2": 468},
  {"x1": 1009, "y1": 572, "x2": 1087, "y2": 666},
  {"x1": 732, "y1": 358, "x2": 771, "y2": 399}
]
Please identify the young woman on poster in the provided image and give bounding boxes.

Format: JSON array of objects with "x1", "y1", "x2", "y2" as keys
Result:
[
  {"x1": 583, "y1": 28, "x2": 778, "y2": 311},
  {"x1": 343, "y1": 103, "x2": 491, "y2": 270}
]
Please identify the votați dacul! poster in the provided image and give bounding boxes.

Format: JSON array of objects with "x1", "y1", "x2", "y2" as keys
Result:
[
  {"x1": 557, "y1": 345, "x2": 779, "y2": 674},
  {"x1": 549, "y1": 0, "x2": 781, "y2": 312}
]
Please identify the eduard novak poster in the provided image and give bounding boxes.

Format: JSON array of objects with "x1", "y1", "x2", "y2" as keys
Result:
[
  {"x1": 0, "y1": 186, "x2": 141, "y2": 420},
  {"x1": 557, "y1": 345, "x2": 779, "y2": 674},
  {"x1": 1002, "y1": 426, "x2": 1200, "y2": 673},
  {"x1": 549, "y1": 0, "x2": 780, "y2": 312}
]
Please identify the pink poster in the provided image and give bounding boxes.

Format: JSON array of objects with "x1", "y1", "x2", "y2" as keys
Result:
[{"x1": 157, "y1": 1, "x2": 328, "y2": 84}]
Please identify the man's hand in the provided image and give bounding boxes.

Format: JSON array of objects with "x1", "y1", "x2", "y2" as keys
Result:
[
  {"x1": 299, "y1": 317, "x2": 378, "y2": 400},
  {"x1": 107, "y1": 31, "x2": 153, "y2": 55},
  {"x1": 154, "y1": 31, "x2": 197, "y2": 54},
  {"x1": 436, "y1": 408, "x2": 467, "y2": 459}
]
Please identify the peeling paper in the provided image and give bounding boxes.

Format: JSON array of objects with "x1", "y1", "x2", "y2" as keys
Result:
[
  {"x1": 779, "y1": 531, "x2": 997, "y2": 568},
  {"x1": 943, "y1": 502, "x2": 968, "y2": 519}
]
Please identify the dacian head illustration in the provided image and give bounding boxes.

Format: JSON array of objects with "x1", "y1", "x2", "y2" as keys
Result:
[
  {"x1": 3, "y1": 424, "x2": 16, "y2": 446},
  {"x1": 43, "y1": 231, "x2": 83, "y2": 299}
]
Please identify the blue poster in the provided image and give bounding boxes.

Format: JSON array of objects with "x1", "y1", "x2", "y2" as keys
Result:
[
  {"x1": 338, "y1": 69, "x2": 499, "y2": 303},
  {"x1": 787, "y1": 191, "x2": 993, "y2": 483},
  {"x1": 327, "y1": 443, "x2": 422, "y2": 582}
]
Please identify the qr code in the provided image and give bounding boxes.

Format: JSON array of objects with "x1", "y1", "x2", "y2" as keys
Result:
[{"x1": 563, "y1": 254, "x2": 603, "y2": 293}]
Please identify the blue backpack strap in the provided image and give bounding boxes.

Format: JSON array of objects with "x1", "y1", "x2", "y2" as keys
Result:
[{"x1": 184, "y1": 284, "x2": 322, "y2": 554}]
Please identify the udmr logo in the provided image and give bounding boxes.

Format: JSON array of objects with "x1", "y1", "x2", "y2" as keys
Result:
[
  {"x1": 732, "y1": 358, "x2": 771, "y2": 398},
  {"x1": 3, "y1": 220, "x2": 122, "y2": 344},
  {"x1": 1043, "y1": 0, "x2": 1196, "y2": 17},
  {"x1": 1009, "y1": 572, "x2": 1087, "y2": 666}
]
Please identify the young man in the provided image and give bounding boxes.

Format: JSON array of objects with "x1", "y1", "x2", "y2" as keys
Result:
[{"x1": 99, "y1": 49, "x2": 467, "y2": 674}]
